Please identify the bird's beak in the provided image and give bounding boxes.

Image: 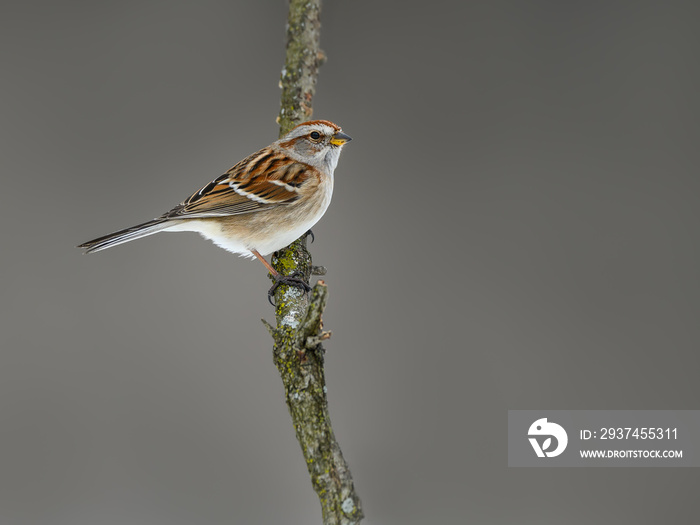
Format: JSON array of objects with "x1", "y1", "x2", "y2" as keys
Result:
[{"x1": 330, "y1": 131, "x2": 352, "y2": 146}]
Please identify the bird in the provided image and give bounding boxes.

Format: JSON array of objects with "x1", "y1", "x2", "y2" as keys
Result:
[{"x1": 78, "y1": 120, "x2": 351, "y2": 302}]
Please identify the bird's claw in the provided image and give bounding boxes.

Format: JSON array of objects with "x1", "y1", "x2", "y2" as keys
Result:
[
  {"x1": 268, "y1": 271, "x2": 312, "y2": 305},
  {"x1": 305, "y1": 229, "x2": 314, "y2": 243}
]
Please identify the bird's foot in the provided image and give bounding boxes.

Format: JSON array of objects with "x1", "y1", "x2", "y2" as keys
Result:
[
  {"x1": 268, "y1": 271, "x2": 312, "y2": 305},
  {"x1": 305, "y1": 229, "x2": 314, "y2": 243}
]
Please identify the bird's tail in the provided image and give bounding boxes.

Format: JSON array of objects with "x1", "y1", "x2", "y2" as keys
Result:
[{"x1": 78, "y1": 218, "x2": 171, "y2": 254}]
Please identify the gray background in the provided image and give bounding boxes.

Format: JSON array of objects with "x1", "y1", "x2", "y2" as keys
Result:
[{"x1": 1, "y1": 1, "x2": 698, "y2": 523}]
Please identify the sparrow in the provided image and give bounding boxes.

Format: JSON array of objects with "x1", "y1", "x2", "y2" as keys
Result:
[{"x1": 78, "y1": 120, "x2": 351, "y2": 302}]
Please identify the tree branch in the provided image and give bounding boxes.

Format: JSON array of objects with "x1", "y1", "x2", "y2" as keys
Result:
[{"x1": 261, "y1": 1, "x2": 363, "y2": 524}]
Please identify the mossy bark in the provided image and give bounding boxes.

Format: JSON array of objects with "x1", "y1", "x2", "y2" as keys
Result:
[
  {"x1": 263, "y1": 1, "x2": 363, "y2": 524},
  {"x1": 277, "y1": 0, "x2": 325, "y2": 134}
]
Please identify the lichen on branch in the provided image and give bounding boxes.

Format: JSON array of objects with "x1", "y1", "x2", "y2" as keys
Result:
[
  {"x1": 263, "y1": 1, "x2": 363, "y2": 524},
  {"x1": 277, "y1": 0, "x2": 326, "y2": 136}
]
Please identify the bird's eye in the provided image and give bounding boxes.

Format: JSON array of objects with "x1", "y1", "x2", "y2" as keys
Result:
[{"x1": 309, "y1": 131, "x2": 322, "y2": 142}]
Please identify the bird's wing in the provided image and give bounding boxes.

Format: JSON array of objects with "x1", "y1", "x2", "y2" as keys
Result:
[{"x1": 163, "y1": 147, "x2": 317, "y2": 219}]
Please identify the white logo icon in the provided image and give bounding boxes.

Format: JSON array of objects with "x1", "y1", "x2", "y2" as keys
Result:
[{"x1": 528, "y1": 418, "x2": 568, "y2": 457}]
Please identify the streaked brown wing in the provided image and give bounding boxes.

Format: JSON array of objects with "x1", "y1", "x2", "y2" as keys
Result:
[{"x1": 162, "y1": 147, "x2": 315, "y2": 219}]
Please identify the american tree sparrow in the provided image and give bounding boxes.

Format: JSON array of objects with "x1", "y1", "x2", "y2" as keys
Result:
[{"x1": 78, "y1": 120, "x2": 351, "y2": 301}]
